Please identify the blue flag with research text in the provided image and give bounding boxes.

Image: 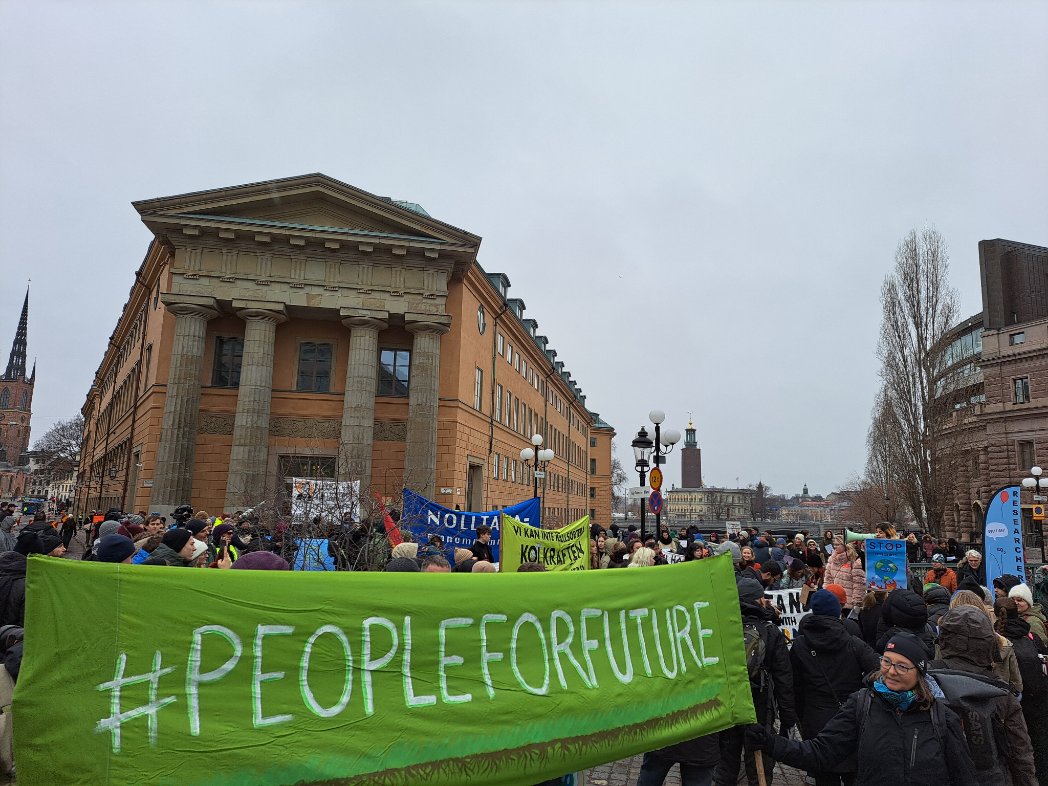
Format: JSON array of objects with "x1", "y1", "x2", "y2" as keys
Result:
[
  {"x1": 401, "y1": 489, "x2": 541, "y2": 563},
  {"x1": 984, "y1": 485, "x2": 1026, "y2": 589}
]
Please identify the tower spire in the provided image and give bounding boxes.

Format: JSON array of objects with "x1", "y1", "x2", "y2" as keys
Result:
[{"x1": 3, "y1": 287, "x2": 28, "y2": 381}]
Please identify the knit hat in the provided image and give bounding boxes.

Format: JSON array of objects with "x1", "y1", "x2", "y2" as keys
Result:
[
  {"x1": 884, "y1": 632, "x2": 928, "y2": 674},
  {"x1": 823, "y1": 584, "x2": 848, "y2": 607},
  {"x1": 97, "y1": 520, "x2": 121, "y2": 540},
  {"x1": 788, "y1": 558, "x2": 806, "y2": 573},
  {"x1": 162, "y1": 528, "x2": 192, "y2": 553},
  {"x1": 212, "y1": 523, "x2": 234, "y2": 541},
  {"x1": 776, "y1": 537, "x2": 786, "y2": 545},
  {"x1": 931, "y1": 553, "x2": 945, "y2": 563},
  {"x1": 95, "y1": 534, "x2": 135, "y2": 563},
  {"x1": 384, "y1": 557, "x2": 421, "y2": 573},
  {"x1": 957, "y1": 574, "x2": 983, "y2": 595},
  {"x1": 881, "y1": 589, "x2": 928, "y2": 629},
  {"x1": 189, "y1": 540, "x2": 209, "y2": 562},
  {"x1": 453, "y1": 548, "x2": 473, "y2": 565},
  {"x1": 1009, "y1": 583, "x2": 1035, "y2": 607},
  {"x1": 809, "y1": 589, "x2": 841, "y2": 617},
  {"x1": 992, "y1": 573, "x2": 1022, "y2": 593},
  {"x1": 185, "y1": 519, "x2": 209, "y2": 536},
  {"x1": 231, "y1": 552, "x2": 290, "y2": 571},
  {"x1": 923, "y1": 582, "x2": 940, "y2": 593},
  {"x1": 391, "y1": 542, "x2": 419, "y2": 560},
  {"x1": 737, "y1": 577, "x2": 765, "y2": 605},
  {"x1": 36, "y1": 529, "x2": 63, "y2": 555}
]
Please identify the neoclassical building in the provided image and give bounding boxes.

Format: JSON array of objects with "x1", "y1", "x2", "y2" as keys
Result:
[{"x1": 77, "y1": 174, "x2": 613, "y2": 526}]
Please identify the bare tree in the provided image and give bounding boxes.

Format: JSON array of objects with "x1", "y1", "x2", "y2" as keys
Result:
[
  {"x1": 876, "y1": 227, "x2": 959, "y2": 535},
  {"x1": 32, "y1": 414, "x2": 84, "y2": 488},
  {"x1": 611, "y1": 448, "x2": 629, "y2": 515}
]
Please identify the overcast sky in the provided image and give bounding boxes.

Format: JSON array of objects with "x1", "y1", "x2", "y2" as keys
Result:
[{"x1": 2, "y1": 0, "x2": 1046, "y2": 497}]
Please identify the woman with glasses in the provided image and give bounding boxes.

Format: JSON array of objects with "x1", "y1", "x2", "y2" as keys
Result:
[{"x1": 746, "y1": 632, "x2": 979, "y2": 785}]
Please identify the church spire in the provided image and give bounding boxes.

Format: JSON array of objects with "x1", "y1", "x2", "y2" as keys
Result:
[{"x1": 3, "y1": 287, "x2": 28, "y2": 381}]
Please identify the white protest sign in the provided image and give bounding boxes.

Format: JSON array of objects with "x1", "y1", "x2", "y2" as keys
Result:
[
  {"x1": 291, "y1": 477, "x2": 360, "y2": 524},
  {"x1": 765, "y1": 587, "x2": 811, "y2": 644},
  {"x1": 726, "y1": 521, "x2": 742, "y2": 537},
  {"x1": 662, "y1": 549, "x2": 686, "y2": 564}
]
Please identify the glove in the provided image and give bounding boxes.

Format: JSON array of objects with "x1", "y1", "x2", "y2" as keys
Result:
[{"x1": 744, "y1": 723, "x2": 771, "y2": 751}]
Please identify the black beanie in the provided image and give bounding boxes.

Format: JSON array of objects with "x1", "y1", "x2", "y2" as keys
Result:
[
  {"x1": 957, "y1": 574, "x2": 983, "y2": 596},
  {"x1": 882, "y1": 589, "x2": 928, "y2": 629},
  {"x1": 162, "y1": 528, "x2": 192, "y2": 553},
  {"x1": 737, "y1": 577, "x2": 765, "y2": 604},
  {"x1": 185, "y1": 519, "x2": 208, "y2": 536},
  {"x1": 384, "y1": 557, "x2": 421, "y2": 573},
  {"x1": 36, "y1": 529, "x2": 63, "y2": 555},
  {"x1": 96, "y1": 534, "x2": 136, "y2": 564},
  {"x1": 884, "y1": 632, "x2": 928, "y2": 673}
]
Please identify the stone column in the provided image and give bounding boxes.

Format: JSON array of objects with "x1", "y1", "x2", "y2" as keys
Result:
[
  {"x1": 338, "y1": 308, "x2": 388, "y2": 490},
  {"x1": 403, "y1": 314, "x2": 451, "y2": 493},
  {"x1": 224, "y1": 301, "x2": 288, "y2": 511},
  {"x1": 151, "y1": 295, "x2": 219, "y2": 510}
]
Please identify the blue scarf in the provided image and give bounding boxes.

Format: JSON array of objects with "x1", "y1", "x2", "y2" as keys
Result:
[{"x1": 872, "y1": 677, "x2": 917, "y2": 712}]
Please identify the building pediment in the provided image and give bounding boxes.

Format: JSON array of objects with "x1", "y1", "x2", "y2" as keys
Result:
[{"x1": 134, "y1": 173, "x2": 481, "y2": 253}]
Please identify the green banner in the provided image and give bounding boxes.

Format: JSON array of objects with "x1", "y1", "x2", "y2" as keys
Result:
[
  {"x1": 500, "y1": 514, "x2": 590, "y2": 572},
  {"x1": 16, "y1": 555, "x2": 754, "y2": 785}
]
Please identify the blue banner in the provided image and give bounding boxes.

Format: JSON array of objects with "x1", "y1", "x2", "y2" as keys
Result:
[
  {"x1": 292, "y1": 538, "x2": 337, "y2": 571},
  {"x1": 865, "y1": 538, "x2": 908, "y2": 591},
  {"x1": 984, "y1": 485, "x2": 1026, "y2": 589},
  {"x1": 401, "y1": 490, "x2": 541, "y2": 563}
]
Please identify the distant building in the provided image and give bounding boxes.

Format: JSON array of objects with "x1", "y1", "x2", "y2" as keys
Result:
[
  {"x1": 666, "y1": 486, "x2": 754, "y2": 522},
  {"x1": 680, "y1": 416, "x2": 702, "y2": 488},
  {"x1": 0, "y1": 289, "x2": 33, "y2": 466}
]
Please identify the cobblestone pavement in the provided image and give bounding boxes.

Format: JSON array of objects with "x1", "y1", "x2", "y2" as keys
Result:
[{"x1": 585, "y1": 754, "x2": 810, "y2": 785}]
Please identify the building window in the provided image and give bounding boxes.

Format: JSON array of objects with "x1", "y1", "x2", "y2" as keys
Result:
[
  {"x1": 496, "y1": 385, "x2": 503, "y2": 420},
  {"x1": 507, "y1": 343, "x2": 513, "y2": 363},
  {"x1": 590, "y1": 508, "x2": 596, "y2": 520},
  {"x1": 1010, "y1": 331, "x2": 1026, "y2": 346},
  {"x1": 589, "y1": 486, "x2": 596, "y2": 499},
  {"x1": 1014, "y1": 377, "x2": 1031, "y2": 404},
  {"x1": 1018, "y1": 440, "x2": 1036, "y2": 472},
  {"x1": 497, "y1": 334, "x2": 504, "y2": 356},
  {"x1": 590, "y1": 437, "x2": 596, "y2": 448},
  {"x1": 493, "y1": 453, "x2": 500, "y2": 479},
  {"x1": 515, "y1": 353, "x2": 521, "y2": 372},
  {"x1": 477, "y1": 305, "x2": 486, "y2": 335},
  {"x1": 474, "y1": 368, "x2": 484, "y2": 411},
  {"x1": 0, "y1": 388, "x2": 8, "y2": 409},
  {"x1": 377, "y1": 349, "x2": 411, "y2": 397},
  {"x1": 19, "y1": 391, "x2": 27, "y2": 410},
  {"x1": 297, "y1": 342, "x2": 333, "y2": 392},
  {"x1": 212, "y1": 337, "x2": 244, "y2": 387},
  {"x1": 279, "y1": 455, "x2": 336, "y2": 479},
  {"x1": 590, "y1": 458, "x2": 597, "y2": 475},
  {"x1": 513, "y1": 399, "x2": 519, "y2": 432}
]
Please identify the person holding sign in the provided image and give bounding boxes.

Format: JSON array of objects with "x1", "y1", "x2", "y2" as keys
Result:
[{"x1": 747, "y1": 633, "x2": 980, "y2": 786}]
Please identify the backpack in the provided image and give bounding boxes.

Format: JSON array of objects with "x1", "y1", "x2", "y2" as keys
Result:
[
  {"x1": 743, "y1": 621, "x2": 768, "y2": 685},
  {"x1": 927, "y1": 669, "x2": 1010, "y2": 774},
  {"x1": 1011, "y1": 633, "x2": 1048, "y2": 700}
]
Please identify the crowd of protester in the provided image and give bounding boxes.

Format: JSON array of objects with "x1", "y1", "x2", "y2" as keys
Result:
[{"x1": 3, "y1": 502, "x2": 1048, "y2": 786}]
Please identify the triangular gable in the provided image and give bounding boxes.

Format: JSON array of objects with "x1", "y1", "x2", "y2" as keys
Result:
[{"x1": 133, "y1": 174, "x2": 480, "y2": 249}]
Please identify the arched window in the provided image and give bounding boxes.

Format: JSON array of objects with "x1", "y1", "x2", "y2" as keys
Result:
[
  {"x1": 19, "y1": 391, "x2": 28, "y2": 411},
  {"x1": 0, "y1": 388, "x2": 8, "y2": 409}
]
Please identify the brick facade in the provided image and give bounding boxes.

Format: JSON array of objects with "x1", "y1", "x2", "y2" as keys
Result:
[{"x1": 76, "y1": 175, "x2": 614, "y2": 529}]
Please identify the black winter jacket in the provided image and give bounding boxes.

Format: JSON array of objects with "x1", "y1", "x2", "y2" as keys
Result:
[
  {"x1": 647, "y1": 732, "x2": 719, "y2": 766},
  {"x1": 0, "y1": 552, "x2": 27, "y2": 628},
  {"x1": 954, "y1": 560, "x2": 986, "y2": 588},
  {"x1": 766, "y1": 687, "x2": 979, "y2": 786},
  {"x1": 858, "y1": 600, "x2": 884, "y2": 649},
  {"x1": 1000, "y1": 617, "x2": 1048, "y2": 702},
  {"x1": 791, "y1": 615, "x2": 881, "y2": 753},
  {"x1": 923, "y1": 585, "x2": 951, "y2": 628},
  {"x1": 741, "y1": 601, "x2": 796, "y2": 729}
]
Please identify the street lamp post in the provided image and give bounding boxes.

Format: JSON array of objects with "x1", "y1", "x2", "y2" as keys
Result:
[
  {"x1": 1021, "y1": 466, "x2": 1048, "y2": 551},
  {"x1": 631, "y1": 427, "x2": 653, "y2": 542},
  {"x1": 647, "y1": 410, "x2": 682, "y2": 535},
  {"x1": 520, "y1": 434, "x2": 555, "y2": 503}
]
